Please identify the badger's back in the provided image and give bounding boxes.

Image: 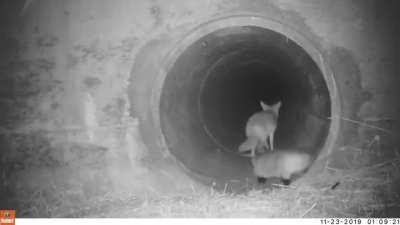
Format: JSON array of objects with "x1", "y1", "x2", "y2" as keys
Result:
[{"x1": 252, "y1": 150, "x2": 312, "y2": 180}]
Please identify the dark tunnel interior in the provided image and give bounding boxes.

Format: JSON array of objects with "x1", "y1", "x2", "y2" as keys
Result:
[{"x1": 159, "y1": 26, "x2": 331, "y2": 186}]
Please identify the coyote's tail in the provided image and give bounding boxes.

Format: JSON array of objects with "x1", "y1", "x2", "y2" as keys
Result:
[{"x1": 238, "y1": 136, "x2": 258, "y2": 153}]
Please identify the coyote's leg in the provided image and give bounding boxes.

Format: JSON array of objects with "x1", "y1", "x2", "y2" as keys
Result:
[{"x1": 269, "y1": 133, "x2": 274, "y2": 151}]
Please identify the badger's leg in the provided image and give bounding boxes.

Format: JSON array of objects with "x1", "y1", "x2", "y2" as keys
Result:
[
  {"x1": 282, "y1": 179, "x2": 291, "y2": 185},
  {"x1": 282, "y1": 173, "x2": 291, "y2": 185},
  {"x1": 257, "y1": 177, "x2": 266, "y2": 184}
]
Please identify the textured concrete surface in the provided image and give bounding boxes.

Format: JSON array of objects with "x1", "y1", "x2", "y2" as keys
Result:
[
  {"x1": 159, "y1": 25, "x2": 331, "y2": 188},
  {"x1": 0, "y1": 0, "x2": 399, "y2": 217}
]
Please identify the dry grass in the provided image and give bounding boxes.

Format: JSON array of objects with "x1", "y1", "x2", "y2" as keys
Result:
[
  {"x1": 11, "y1": 139, "x2": 400, "y2": 218},
  {"x1": 89, "y1": 150, "x2": 400, "y2": 218}
]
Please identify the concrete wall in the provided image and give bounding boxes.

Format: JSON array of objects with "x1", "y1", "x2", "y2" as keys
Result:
[{"x1": 0, "y1": 0, "x2": 399, "y2": 217}]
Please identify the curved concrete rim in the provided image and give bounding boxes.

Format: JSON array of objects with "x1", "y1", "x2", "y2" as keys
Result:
[{"x1": 152, "y1": 14, "x2": 341, "y2": 180}]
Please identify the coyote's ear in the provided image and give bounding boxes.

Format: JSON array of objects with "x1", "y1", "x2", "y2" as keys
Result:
[
  {"x1": 260, "y1": 101, "x2": 269, "y2": 111},
  {"x1": 272, "y1": 101, "x2": 282, "y2": 114}
]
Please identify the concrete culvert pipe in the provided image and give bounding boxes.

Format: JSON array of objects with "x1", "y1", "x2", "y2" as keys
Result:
[{"x1": 133, "y1": 17, "x2": 340, "y2": 191}]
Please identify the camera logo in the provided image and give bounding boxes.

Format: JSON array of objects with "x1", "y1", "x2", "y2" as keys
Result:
[{"x1": 0, "y1": 210, "x2": 15, "y2": 225}]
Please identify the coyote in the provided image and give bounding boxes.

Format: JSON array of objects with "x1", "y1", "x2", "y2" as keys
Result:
[{"x1": 238, "y1": 101, "x2": 281, "y2": 154}]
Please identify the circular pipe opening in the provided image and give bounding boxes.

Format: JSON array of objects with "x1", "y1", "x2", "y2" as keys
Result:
[{"x1": 157, "y1": 18, "x2": 339, "y2": 190}]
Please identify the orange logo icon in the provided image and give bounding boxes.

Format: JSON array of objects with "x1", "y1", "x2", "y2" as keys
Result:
[{"x1": 0, "y1": 210, "x2": 15, "y2": 225}]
